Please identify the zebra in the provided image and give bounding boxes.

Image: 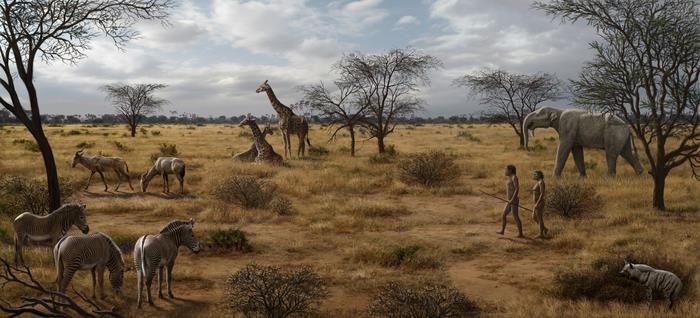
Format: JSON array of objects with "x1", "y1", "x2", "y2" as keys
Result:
[
  {"x1": 134, "y1": 219, "x2": 201, "y2": 307},
  {"x1": 13, "y1": 203, "x2": 90, "y2": 266},
  {"x1": 619, "y1": 260, "x2": 683, "y2": 309},
  {"x1": 54, "y1": 232, "x2": 127, "y2": 299},
  {"x1": 72, "y1": 149, "x2": 134, "y2": 192},
  {"x1": 140, "y1": 157, "x2": 186, "y2": 194}
]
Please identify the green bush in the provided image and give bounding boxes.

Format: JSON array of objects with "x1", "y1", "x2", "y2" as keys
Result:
[
  {"x1": 269, "y1": 197, "x2": 294, "y2": 215},
  {"x1": 308, "y1": 146, "x2": 330, "y2": 157},
  {"x1": 377, "y1": 244, "x2": 442, "y2": 270},
  {"x1": 150, "y1": 130, "x2": 161, "y2": 136},
  {"x1": 369, "y1": 281, "x2": 480, "y2": 318},
  {"x1": 150, "y1": 143, "x2": 178, "y2": 162},
  {"x1": 12, "y1": 139, "x2": 39, "y2": 152},
  {"x1": 226, "y1": 264, "x2": 328, "y2": 318},
  {"x1": 75, "y1": 141, "x2": 95, "y2": 149},
  {"x1": 456, "y1": 131, "x2": 481, "y2": 142},
  {"x1": 238, "y1": 131, "x2": 253, "y2": 139},
  {"x1": 110, "y1": 140, "x2": 132, "y2": 153},
  {"x1": 398, "y1": 151, "x2": 460, "y2": 187},
  {"x1": 205, "y1": 228, "x2": 251, "y2": 252},
  {"x1": 213, "y1": 176, "x2": 276, "y2": 209}
]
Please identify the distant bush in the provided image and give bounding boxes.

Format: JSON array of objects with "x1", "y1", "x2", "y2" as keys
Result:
[
  {"x1": 0, "y1": 175, "x2": 73, "y2": 216},
  {"x1": 205, "y1": 228, "x2": 251, "y2": 252},
  {"x1": 150, "y1": 143, "x2": 178, "y2": 162},
  {"x1": 12, "y1": 139, "x2": 39, "y2": 152},
  {"x1": 269, "y1": 197, "x2": 294, "y2": 215},
  {"x1": 110, "y1": 233, "x2": 139, "y2": 253},
  {"x1": 150, "y1": 130, "x2": 161, "y2": 136},
  {"x1": 548, "y1": 255, "x2": 692, "y2": 303},
  {"x1": 369, "y1": 281, "x2": 480, "y2": 318},
  {"x1": 110, "y1": 140, "x2": 132, "y2": 153},
  {"x1": 66, "y1": 130, "x2": 82, "y2": 136},
  {"x1": 528, "y1": 140, "x2": 547, "y2": 151},
  {"x1": 456, "y1": 131, "x2": 481, "y2": 142},
  {"x1": 352, "y1": 244, "x2": 442, "y2": 270},
  {"x1": 308, "y1": 146, "x2": 330, "y2": 157},
  {"x1": 238, "y1": 131, "x2": 253, "y2": 139},
  {"x1": 398, "y1": 151, "x2": 460, "y2": 187},
  {"x1": 75, "y1": 141, "x2": 95, "y2": 149},
  {"x1": 213, "y1": 176, "x2": 276, "y2": 209},
  {"x1": 546, "y1": 182, "x2": 602, "y2": 218},
  {"x1": 226, "y1": 264, "x2": 328, "y2": 318},
  {"x1": 140, "y1": 127, "x2": 148, "y2": 135}
]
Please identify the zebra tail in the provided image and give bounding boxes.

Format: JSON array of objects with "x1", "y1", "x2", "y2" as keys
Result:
[
  {"x1": 54, "y1": 236, "x2": 68, "y2": 285},
  {"x1": 124, "y1": 161, "x2": 129, "y2": 173},
  {"x1": 139, "y1": 235, "x2": 148, "y2": 277}
]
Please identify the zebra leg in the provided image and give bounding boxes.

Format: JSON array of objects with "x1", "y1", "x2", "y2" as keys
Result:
[
  {"x1": 91, "y1": 268, "x2": 97, "y2": 299},
  {"x1": 86, "y1": 171, "x2": 95, "y2": 190},
  {"x1": 97, "y1": 265, "x2": 106, "y2": 299},
  {"x1": 145, "y1": 261, "x2": 157, "y2": 304},
  {"x1": 13, "y1": 233, "x2": 22, "y2": 266},
  {"x1": 166, "y1": 261, "x2": 174, "y2": 298},
  {"x1": 157, "y1": 267, "x2": 164, "y2": 299},
  {"x1": 60, "y1": 268, "x2": 76, "y2": 294},
  {"x1": 114, "y1": 169, "x2": 121, "y2": 191},
  {"x1": 98, "y1": 170, "x2": 108, "y2": 192}
]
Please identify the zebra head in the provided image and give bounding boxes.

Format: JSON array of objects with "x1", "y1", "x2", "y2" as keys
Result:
[
  {"x1": 70, "y1": 203, "x2": 89, "y2": 234},
  {"x1": 183, "y1": 219, "x2": 201, "y2": 254},
  {"x1": 108, "y1": 261, "x2": 125, "y2": 294},
  {"x1": 619, "y1": 260, "x2": 641, "y2": 282},
  {"x1": 71, "y1": 149, "x2": 84, "y2": 168},
  {"x1": 140, "y1": 173, "x2": 149, "y2": 193}
]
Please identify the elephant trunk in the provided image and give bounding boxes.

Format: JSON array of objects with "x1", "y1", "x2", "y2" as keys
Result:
[{"x1": 523, "y1": 113, "x2": 534, "y2": 151}]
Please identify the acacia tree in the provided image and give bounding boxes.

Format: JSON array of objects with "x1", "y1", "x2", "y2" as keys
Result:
[
  {"x1": 299, "y1": 81, "x2": 366, "y2": 156},
  {"x1": 0, "y1": 0, "x2": 173, "y2": 210},
  {"x1": 535, "y1": 0, "x2": 700, "y2": 210},
  {"x1": 453, "y1": 69, "x2": 562, "y2": 147},
  {"x1": 103, "y1": 83, "x2": 168, "y2": 137},
  {"x1": 336, "y1": 48, "x2": 442, "y2": 154}
]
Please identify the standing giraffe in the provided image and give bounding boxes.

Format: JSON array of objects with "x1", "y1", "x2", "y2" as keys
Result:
[
  {"x1": 238, "y1": 114, "x2": 283, "y2": 165},
  {"x1": 255, "y1": 80, "x2": 311, "y2": 158}
]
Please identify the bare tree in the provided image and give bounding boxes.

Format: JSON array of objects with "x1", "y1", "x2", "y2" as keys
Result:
[
  {"x1": 453, "y1": 69, "x2": 562, "y2": 147},
  {"x1": 103, "y1": 83, "x2": 168, "y2": 137},
  {"x1": 0, "y1": 0, "x2": 173, "y2": 210},
  {"x1": 299, "y1": 81, "x2": 366, "y2": 156},
  {"x1": 535, "y1": 0, "x2": 700, "y2": 210},
  {"x1": 336, "y1": 48, "x2": 442, "y2": 154},
  {"x1": 0, "y1": 257, "x2": 120, "y2": 317}
]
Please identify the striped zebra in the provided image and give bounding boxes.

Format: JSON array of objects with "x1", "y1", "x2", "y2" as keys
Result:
[
  {"x1": 13, "y1": 203, "x2": 90, "y2": 266},
  {"x1": 54, "y1": 232, "x2": 127, "y2": 299},
  {"x1": 619, "y1": 260, "x2": 683, "y2": 309},
  {"x1": 134, "y1": 219, "x2": 201, "y2": 307}
]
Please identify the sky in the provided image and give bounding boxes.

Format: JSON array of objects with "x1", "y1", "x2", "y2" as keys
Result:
[{"x1": 33, "y1": 0, "x2": 599, "y2": 118}]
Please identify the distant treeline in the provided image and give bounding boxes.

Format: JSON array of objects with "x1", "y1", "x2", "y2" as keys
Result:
[{"x1": 0, "y1": 109, "x2": 486, "y2": 125}]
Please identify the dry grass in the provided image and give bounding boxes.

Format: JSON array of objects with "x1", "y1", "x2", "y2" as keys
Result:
[{"x1": 0, "y1": 123, "x2": 698, "y2": 317}]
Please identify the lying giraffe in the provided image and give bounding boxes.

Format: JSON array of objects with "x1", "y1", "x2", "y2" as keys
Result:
[
  {"x1": 238, "y1": 114, "x2": 283, "y2": 165},
  {"x1": 232, "y1": 124, "x2": 274, "y2": 162}
]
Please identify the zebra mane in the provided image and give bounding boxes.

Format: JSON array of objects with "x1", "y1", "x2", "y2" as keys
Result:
[
  {"x1": 51, "y1": 203, "x2": 81, "y2": 215},
  {"x1": 97, "y1": 232, "x2": 124, "y2": 266},
  {"x1": 631, "y1": 263, "x2": 656, "y2": 272},
  {"x1": 160, "y1": 219, "x2": 192, "y2": 234}
]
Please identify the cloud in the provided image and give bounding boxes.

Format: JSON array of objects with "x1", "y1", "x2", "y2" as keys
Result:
[{"x1": 394, "y1": 15, "x2": 420, "y2": 30}]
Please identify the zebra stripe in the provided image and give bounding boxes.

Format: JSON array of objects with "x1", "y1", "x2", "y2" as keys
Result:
[{"x1": 620, "y1": 261, "x2": 683, "y2": 309}]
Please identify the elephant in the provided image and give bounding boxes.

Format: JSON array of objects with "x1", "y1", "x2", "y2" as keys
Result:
[{"x1": 523, "y1": 107, "x2": 644, "y2": 177}]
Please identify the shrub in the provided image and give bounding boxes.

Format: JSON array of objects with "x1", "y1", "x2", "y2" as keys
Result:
[
  {"x1": 213, "y1": 176, "x2": 276, "y2": 209},
  {"x1": 546, "y1": 181, "x2": 602, "y2": 218},
  {"x1": 369, "y1": 281, "x2": 480, "y2": 318},
  {"x1": 110, "y1": 234, "x2": 140, "y2": 253},
  {"x1": 456, "y1": 131, "x2": 480, "y2": 142},
  {"x1": 140, "y1": 127, "x2": 148, "y2": 135},
  {"x1": 150, "y1": 130, "x2": 161, "y2": 136},
  {"x1": 398, "y1": 151, "x2": 460, "y2": 187},
  {"x1": 308, "y1": 146, "x2": 330, "y2": 157},
  {"x1": 12, "y1": 139, "x2": 39, "y2": 152},
  {"x1": 66, "y1": 130, "x2": 82, "y2": 135},
  {"x1": 0, "y1": 175, "x2": 73, "y2": 216},
  {"x1": 205, "y1": 228, "x2": 251, "y2": 252},
  {"x1": 238, "y1": 131, "x2": 253, "y2": 139},
  {"x1": 225, "y1": 264, "x2": 328, "y2": 318},
  {"x1": 150, "y1": 143, "x2": 178, "y2": 162},
  {"x1": 75, "y1": 141, "x2": 95, "y2": 149},
  {"x1": 269, "y1": 197, "x2": 294, "y2": 215},
  {"x1": 110, "y1": 140, "x2": 132, "y2": 153},
  {"x1": 585, "y1": 160, "x2": 597, "y2": 170},
  {"x1": 352, "y1": 244, "x2": 442, "y2": 270},
  {"x1": 368, "y1": 153, "x2": 394, "y2": 164}
]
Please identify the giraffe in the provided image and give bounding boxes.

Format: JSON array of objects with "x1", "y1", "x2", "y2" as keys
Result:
[
  {"x1": 232, "y1": 124, "x2": 274, "y2": 162},
  {"x1": 238, "y1": 114, "x2": 283, "y2": 165},
  {"x1": 255, "y1": 80, "x2": 311, "y2": 158}
]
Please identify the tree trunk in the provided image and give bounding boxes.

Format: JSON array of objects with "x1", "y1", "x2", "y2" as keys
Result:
[
  {"x1": 518, "y1": 132, "x2": 525, "y2": 149},
  {"x1": 377, "y1": 133, "x2": 385, "y2": 154},
  {"x1": 652, "y1": 170, "x2": 666, "y2": 210},
  {"x1": 130, "y1": 124, "x2": 136, "y2": 137},
  {"x1": 34, "y1": 128, "x2": 61, "y2": 211},
  {"x1": 349, "y1": 127, "x2": 356, "y2": 157}
]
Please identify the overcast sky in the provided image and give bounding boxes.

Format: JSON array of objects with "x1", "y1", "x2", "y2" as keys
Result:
[{"x1": 34, "y1": 0, "x2": 598, "y2": 118}]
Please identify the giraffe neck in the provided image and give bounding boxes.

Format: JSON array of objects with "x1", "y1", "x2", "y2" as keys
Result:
[
  {"x1": 265, "y1": 87, "x2": 292, "y2": 119},
  {"x1": 248, "y1": 122, "x2": 270, "y2": 150}
]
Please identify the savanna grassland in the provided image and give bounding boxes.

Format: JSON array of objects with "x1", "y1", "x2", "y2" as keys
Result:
[{"x1": 0, "y1": 122, "x2": 698, "y2": 317}]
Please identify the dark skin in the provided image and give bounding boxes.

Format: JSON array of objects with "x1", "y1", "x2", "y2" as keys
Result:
[{"x1": 497, "y1": 166, "x2": 523, "y2": 238}]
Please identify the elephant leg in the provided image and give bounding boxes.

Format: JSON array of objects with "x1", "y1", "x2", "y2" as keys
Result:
[
  {"x1": 571, "y1": 145, "x2": 586, "y2": 177},
  {"x1": 620, "y1": 142, "x2": 644, "y2": 175},
  {"x1": 554, "y1": 143, "x2": 572, "y2": 177}
]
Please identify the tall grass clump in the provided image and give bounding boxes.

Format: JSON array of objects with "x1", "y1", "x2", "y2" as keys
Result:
[
  {"x1": 205, "y1": 228, "x2": 251, "y2": 252},
  {"x1": 0, "y1": 175, "x2": 73, "y2": 216},
  {"x1": 398, "y1": 151, "x2": 460, "y2": 187},
  {"x1": 213, "y1": 176, "x2": 276, "y2": 209},
  {"x1": 369, "y1": 281, "x2": 480, "y2": 318},
  {"x1": 150, "y1": 143, "x2": 178, "y2": 162}
]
